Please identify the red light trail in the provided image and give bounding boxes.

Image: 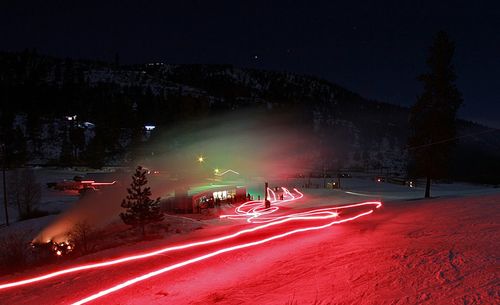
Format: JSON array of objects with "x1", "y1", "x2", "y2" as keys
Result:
[
  {"x1": 220, "y1": 187, "x2": 304, "y2": 223},
  {"x1": 72, "y1": 204, "x2": 379, "y2": 305},
  {"x1": 0, "y1": 187, "x2": 382, "y2": 305},
  {"x1": 0, "y1": 188, "x2": 302, "y2": 290}
]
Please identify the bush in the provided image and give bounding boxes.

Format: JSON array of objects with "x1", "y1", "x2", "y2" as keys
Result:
[
  {"x1": 0, "y1": 232, "x2": 31, "y2": 274},
  {"x1": 8, "y1": 168, "x2": 42, "y2": 218},
  {"x1": 67, "y1": 221, "x2": 100, "y2": 255}
]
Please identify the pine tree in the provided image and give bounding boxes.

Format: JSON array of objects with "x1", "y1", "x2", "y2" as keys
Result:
[
  {"x1": 120, "y1": 166, "x2": 164, "y2": 236},
  {"x1": 69, "y1": 125, "x2": 85, "y2": 161},
  {"x1": 409, "y1": 31, "x2": 463, "y2": 198},
  {"x1": 60, "y1": 130, "x2": 74, "y2": 165},
  {"x1": 83, "y1": 126, "x2": 107, "y2": 168}
]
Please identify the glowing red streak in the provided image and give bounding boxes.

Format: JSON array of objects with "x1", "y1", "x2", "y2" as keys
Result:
[
  {"x1": 268, "y1": 187, "x2": 277, "y2": 201},
  {"x1": 71, "y1": 203, "x2": 380, "y2": 305},
  {"x1": 80, "y1": 180, "x2": 116, "y2": 186},
  {"x1": 0, "y1": 188, "x2": 304, "y2": 290},
  {"x1": 90, "y1": 181, "x2": 116, "y2": 186},
  {"x1": 223, "y1": 187, "x2": 303, "y2": 223},
  {"x1": 0, "y1": 187, "x2": 382, "y2": 305}
]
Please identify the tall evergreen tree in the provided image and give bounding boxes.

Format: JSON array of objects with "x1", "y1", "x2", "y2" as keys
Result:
[
  {"x1": 120, "y1": 166, "x2": 164, "y2": 236},
  {"x1": 409, "y1": 31, "x2": 463, "y2": 198},
  {"x1": 69, "y1": 125, "x2": 85, "y2": 161}
]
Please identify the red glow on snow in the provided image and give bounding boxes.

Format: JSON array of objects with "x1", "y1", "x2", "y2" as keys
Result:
[
  {"x1": 0, "y1": 188, "x2": 304, "y2": 290},
  {"x1": 88, "y1": 181, "x2": 116, "y2": 186},
  {"x1": 80, "y1": 180, "x2": 116, "y2": 186},
  {"x1": 0, "y1": 187, "x2": 382, "y2": 305}
]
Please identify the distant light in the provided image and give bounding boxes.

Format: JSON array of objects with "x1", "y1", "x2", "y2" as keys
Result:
[
  {"x1": 56, "y1": 250, "x2": 62, "y2": 256},
  {"x1": 81, "y1": 122, "x2": 95, "y2": 128},
  {"x1": 214, "y1": 168, "x2": 219, "y2": 174},
  {"x1": 198, "y1": 156, "x2": 204, "y2": 163},
  {"x1": 144, "y1": 125, "x2": 156, "y2": 131},
  {"x1": 65, "y1": 115, "x2": 77, "y2": 121},
  {"x1": 214, "y1": 169, "x2": 240, "y2": 176}
]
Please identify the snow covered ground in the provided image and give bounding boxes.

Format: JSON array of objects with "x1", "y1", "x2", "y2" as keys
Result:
[
  {"x1": 0, "y1": 167, "x2": 83, "y2": 225},
  {"x1": 0, "y1": 170, "x2": 498, "y2": 304},
  {"x1": 183, "y1": 193, "x2": 499, "y2": 305}
]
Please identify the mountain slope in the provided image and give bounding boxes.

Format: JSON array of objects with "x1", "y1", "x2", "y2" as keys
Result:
[{"x1": 0, "y1": 51, "x2": 499, "y2": 182}]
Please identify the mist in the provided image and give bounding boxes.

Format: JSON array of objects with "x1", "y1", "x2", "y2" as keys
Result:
[{"x1": 34, "y1": 109, "x2": 317, "y2": 242}]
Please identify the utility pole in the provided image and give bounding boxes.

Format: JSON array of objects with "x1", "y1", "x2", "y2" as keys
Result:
[
  {"x1": 1, "y1": 144, "x2": 8, "y2": 226},
  {"x1": 323, "y1": 166, "x2": 326, "y2": 188}
]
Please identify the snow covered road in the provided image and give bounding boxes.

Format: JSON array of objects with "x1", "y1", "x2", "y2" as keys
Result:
[
  {"x1": 0, "y1": 189, "x2": 382, "y2": 304},
  {"x1": 0, "y1": 189, "x2": 498, "y2": 305}
]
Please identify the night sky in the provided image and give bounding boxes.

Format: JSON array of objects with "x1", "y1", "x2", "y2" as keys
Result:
[{"x1": 1, "y1": 1, "x2": 499, "y2": 127}]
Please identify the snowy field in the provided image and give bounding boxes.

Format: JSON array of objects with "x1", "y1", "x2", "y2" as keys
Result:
[
  {"x1": 0, "y1": 169, "x2": 498, "y2": 304},
  {"x1": 0, "y1": 168, "x2": 83, "y2": 224}
]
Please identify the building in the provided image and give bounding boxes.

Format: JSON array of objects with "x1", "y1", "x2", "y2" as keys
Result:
[{"x1": 163, "y1": 184, "x2": 247, "y2": 213}]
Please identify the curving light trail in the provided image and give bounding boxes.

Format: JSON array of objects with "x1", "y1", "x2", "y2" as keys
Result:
[
  {"x1": 221, "y1": 187, "x2": 304, "y2": 223},
  {"x1": 0, "y1": 188, "x2": 303, "y2": 290},
  {"x1": 0, "y1": 187, "x2": 382, "y2": 305},
  {"x1": 72, "y1": 203, "x2": 380, "y2": 305},
  {"x1": 214, "y1": 169, "x2": 240, "y2": 176}
]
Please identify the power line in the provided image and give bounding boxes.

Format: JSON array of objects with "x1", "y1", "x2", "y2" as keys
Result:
[{"x1": 406, "y1": 127, "x2": 500, "y2": 151}]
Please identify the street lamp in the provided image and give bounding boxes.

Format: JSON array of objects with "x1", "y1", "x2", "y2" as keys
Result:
[{"x1": 214, "y1": 168, "x2": 219, "y2": 175}]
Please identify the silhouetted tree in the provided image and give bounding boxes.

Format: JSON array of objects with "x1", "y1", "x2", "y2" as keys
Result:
[
  {"x1": 69, "y1": 125, "x2": 85, "y2": 161},
  {"x1": 8, "y1": 168, "x2": 41, "y2": 219},
  {"x1": 59, "y1": 133, "x2": 74, "y2": 165},
  {"x1": 0, "y1": 126, "x2": 27, "y2": 167},
  {"x1": 120, "y1": 166, "x2": 163, "y2": 237},
  {"x1": 67, "y1": 221, "x2": 99, "y2": 255},
  {"x1": 409, "y1": 31, "x2": 463, "y2": 198},
  {"x1": 83, "y1": 124, "x2": 120, "y2": 168},
  {"x1": 83, "y1": 132, "x2": 105, "y2": 168}
]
